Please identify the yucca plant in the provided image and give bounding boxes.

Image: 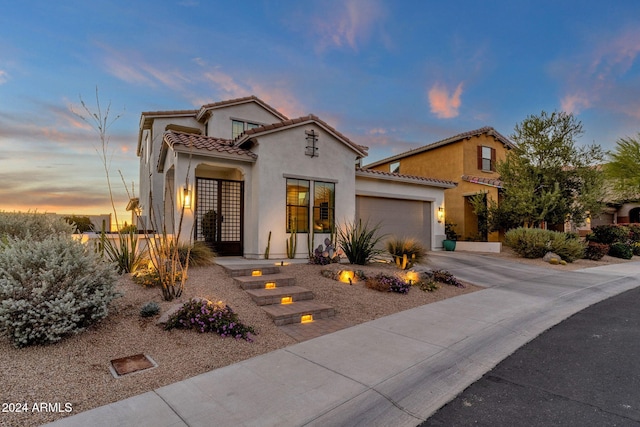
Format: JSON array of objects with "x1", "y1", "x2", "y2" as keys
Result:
[
  {"x1": 386, "y1": 236, "x2": 426, "y2": 269},
  {"x1": 337, "y1": 219, "x2": 385, "y2": 265}
]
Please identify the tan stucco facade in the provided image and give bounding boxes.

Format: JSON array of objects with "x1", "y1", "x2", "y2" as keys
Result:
[{"x1": 366, "y1": 130, "x2": 512, "y2": 242}]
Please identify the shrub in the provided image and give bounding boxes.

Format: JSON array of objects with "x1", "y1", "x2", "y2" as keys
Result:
[
  {"x1": 140, "y1": 302, "x2": 160, "y2": 317},
  {"x1": 164, "y1": 299, "x2": 256, "y2": 341},
  {"x1": 633, "y1": 242, "x2": 640, "y2": 257},
  {"x1": 609, "y1": 242, "x2": 633, "y2": 260},
  {"x1": 430, "y1": 269, "x2": 465, "y2": 288},
  {"x1": 0, "y1": 234, "x2": 119, "y2": 348},
  {"x1": 0, "y1": 211, "x2": 74, "y2": 241},
  {"x1": 64, "y1": 215, "x2": 94, "y2": 233},
  {"x1": 628, "y1": 224, "x2": 640, "y2": 243},
  {"x1": 365, "y1": 274, "x2": 410, "y2": 294},
  {"x1": 386, "y1": 236, "x2": 426, "y2": 270},
  {"x1": 131, "y1": 268, "x2": 184, "y2": 288},
  {"x1": 175, "y1": 241, "x2": 216, "y2": 267},
  {"x1": 97, "y1": 229, "x2": 145, "y2": 274},
  {"x1": 504, "y1": 227, "x2": 585, "y2": 262},
  {"x1": 587, "y1": 225, "x2": 630, "y2": 244},
  {"x1": 337, "y1": 220, "x2": 385, "y2": 265},
  {"x1": 584, "y1": 242, "x2": 610, "y2": 261}
]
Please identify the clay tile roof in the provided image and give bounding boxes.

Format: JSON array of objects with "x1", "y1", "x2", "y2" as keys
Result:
[
  {"x1": 234, "y1": 114, "x2": 369, "y2": 156},
  {"x1": 356, "y1": 168, "x2": 457, "y2": 188},
  {"x1": 164, "y1": 130, "x2": 257, "y2": 159},
  {"x1": 363, "y1": 126, "x2": 514, "y2": 169},
  {"x1": 461, "y1": 174, "x2": 504, "y2": 188},
  {"x1": 197, "y1": 95, "x2": 288, "y2": 121}
]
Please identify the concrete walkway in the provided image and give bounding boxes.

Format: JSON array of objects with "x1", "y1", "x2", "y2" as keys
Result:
[{"x1": 45, "y1": 253, "x2": 640, "y2": 427}]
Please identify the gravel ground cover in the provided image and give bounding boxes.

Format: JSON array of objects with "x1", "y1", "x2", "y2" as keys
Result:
[{"x1": 0, "y1": 259, "x2": 480, "y2": 426}]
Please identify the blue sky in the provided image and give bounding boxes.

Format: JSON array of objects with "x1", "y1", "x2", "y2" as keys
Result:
[{"x1": 2, "y1": 0, "x2": 640, "y2": 224}]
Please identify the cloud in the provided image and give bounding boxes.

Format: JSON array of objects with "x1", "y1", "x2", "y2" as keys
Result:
[
  {"x1": 0, "y1": 70, "x2": 7, "y2": 84},
  {"x1": 555, "y1": 26, "x2": 640, "y2": 117},
  {"x1": 428, "y1": 82, "x2": 464, "y2": 119},
  {"x1": 311, "y1": 0, "x2": 386, "y2": 52}
]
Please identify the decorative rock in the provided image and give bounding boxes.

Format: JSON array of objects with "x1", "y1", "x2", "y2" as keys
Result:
[{"x1": 543, "y1": 252, "x2": 561, "y2": 262}]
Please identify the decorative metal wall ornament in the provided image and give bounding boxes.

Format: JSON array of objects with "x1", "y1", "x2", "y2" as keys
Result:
[{"x1": 305, "y1": 129, "x2": 319, "y2": 157}]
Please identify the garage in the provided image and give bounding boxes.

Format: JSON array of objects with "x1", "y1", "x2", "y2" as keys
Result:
[
  {"x1": 356, "y1": 196, "x2": 432, "y2": 249},
  {"x1": 354, "y1": 169, "x2": 456, "y2": 251}
]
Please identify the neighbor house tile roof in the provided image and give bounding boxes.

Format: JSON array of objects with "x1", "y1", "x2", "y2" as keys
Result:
[
  {"x1": 234, "y1": 114, "x2": 369, "y2": 157},
  {"x1": 363, "y1": 126, "x2": 514, "y2": 169},
  {"x1": 356, "y1": 168, "x2": 457, "y2": 189},
  {"x1": 461, "y1": 174, "x2": 504, "y2": 188}
]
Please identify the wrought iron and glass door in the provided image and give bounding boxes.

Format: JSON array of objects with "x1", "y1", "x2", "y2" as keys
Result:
[{"x1": 195, "y1": 178, "x2": 243, "y2": 256}]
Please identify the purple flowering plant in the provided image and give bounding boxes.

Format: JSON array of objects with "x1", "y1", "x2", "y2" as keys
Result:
[
  {"x1": 430, "y1": 269, "x2": 465, "y2": 288},
  {"x1": 366, "y1": 273, "x2": 411, "y2": 294},
  {"x1": 164, "y1": 299, "x2": 256, "y2": 342}
]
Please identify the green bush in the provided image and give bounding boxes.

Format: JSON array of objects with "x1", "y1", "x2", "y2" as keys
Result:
[
  {"x1": 0, "y1": 211, "x2": 74, "y2": 241},
  {"x1": 587, "y1": 225, "x2": 630, "y2": 244},
  {"x1": 140, "y1": 302, "x2": 160, "y2": 318},
  {"x1": 337, "y1": 220, "x2": 385, "y2": 265},
  {"x1": 628, "y1": 224, "x2": 640, "y2": 243},
  {"x1": 504, "y1": 227, "x2": 585, "y2": 262},
  {"x1": 64, "y1": 215, "x2": 94, "y2": 233},
  {"x1": 633, "y1": 242, "x2": 640, "y2": 257},
  {"x1": 386, "y1": 236, "x2": 426, "y2": 269},
  {"x1": 584, "y1": 242, "x2": 609, "y2": 261},
  {"x1": 609, "y1": 242, "x2": 633, "y2": 260},
  {"x1": 0, "y1": 234, "x2": 119, "y2": 347}
]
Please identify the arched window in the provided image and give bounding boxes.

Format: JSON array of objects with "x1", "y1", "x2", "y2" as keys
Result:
[{"x1": 629, "y1": 207, "x2": 640, "y2": 223}]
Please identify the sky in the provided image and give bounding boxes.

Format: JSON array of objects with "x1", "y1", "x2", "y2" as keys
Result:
[{"x1": 2, "y1": 0, "x2": 640, "y2": 226}]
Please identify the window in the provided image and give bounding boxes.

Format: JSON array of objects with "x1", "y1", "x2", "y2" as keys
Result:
[
  {"x1": 232, "y1": 120, "x2": 260, "y2": 139},
  {"x1": 286, "y1": 179, "x2": 309, "y2": 232},
  {"x1": 478, "y1": 146, "x2": 496, "y2": 172},
  {"x1": 313, "y1": 182, "x2": 335, "y2": 233},
  {"x1": 390, "y1": 161, "x2": 400, "y2": 174}
]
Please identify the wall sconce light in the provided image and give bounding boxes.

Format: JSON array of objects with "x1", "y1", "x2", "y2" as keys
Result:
[
  {"x1": 437, "y1": 206, "x2": 444, "y2": 223},
  {"x1": 183, "y1": 188, "x2": 191, "y2": 209}
]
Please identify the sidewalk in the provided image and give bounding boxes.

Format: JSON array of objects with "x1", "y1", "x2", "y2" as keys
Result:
[{"x1": 44, "y1": 255, "x2": 640, "y2": 427}]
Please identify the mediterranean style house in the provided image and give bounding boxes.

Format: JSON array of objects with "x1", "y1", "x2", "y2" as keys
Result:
[
  {"x1": 136, "y1": 96, "x2": 456, "y2": 258},
  {"x1": 364, "y1": 127, "x2": 515, "y2": 242}
]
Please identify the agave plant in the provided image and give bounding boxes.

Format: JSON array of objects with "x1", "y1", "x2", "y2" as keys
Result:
[{"x1": 337, "y1": 219, "x2": 385, "y2": 265}]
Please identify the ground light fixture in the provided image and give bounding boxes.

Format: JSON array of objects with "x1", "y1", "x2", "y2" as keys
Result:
[
  {"x1": 301, "y1": 314, "x2": 313, "y2": 323},
  {"x1": 338, "y1": 270, "x2": 355, "y2": 284},
  {"x1": 265, "y1": 282, "x2": 276, "y2": 289},
  {"x1": 281, "y1": 296, "x2": 293, "y2": 304},
  {"x1": 251, "y1": 270, "x2": 262, "y2": 276},
  {"x1": 405, "y1": 271, "x2": 419, "y2": 285}
]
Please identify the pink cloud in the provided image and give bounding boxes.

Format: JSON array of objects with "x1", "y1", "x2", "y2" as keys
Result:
[
  {"x1": 428, "y1": 82, "x2": 464, "y2": 119},
  {"x1": 560, "y1": 92, "x2": 592, "y2": 114},
  {"x1": 0, "y1": 70, "x2": 7, "y2": 84}
]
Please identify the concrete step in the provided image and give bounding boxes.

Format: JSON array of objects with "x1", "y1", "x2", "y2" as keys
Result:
[
  {"x1": 234, "y1": 273, "x2": 296, "y2": 290},
  {"x1": 222, "y1": 265, "x2": 281, "y2": 278},
  {"x1": 245, "y1": 286, "x2": 314, "y2": 306},
  {"x1": 261, "y1": 300, "x2": 335, "y2": 326}
]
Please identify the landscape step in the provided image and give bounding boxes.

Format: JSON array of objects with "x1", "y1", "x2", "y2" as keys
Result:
[
  {"x1": 222, "y1": 265, "x2": 281, "y2": 278},
  {"x1": 233, "y1": 273, "x2": 296, "y2": 290},
  {"x1": 245, "y1": 286, "x2": 314, "y2": 306},
  {"x1": 261, "y1": 300, "x2": 335, "y2": 326}
]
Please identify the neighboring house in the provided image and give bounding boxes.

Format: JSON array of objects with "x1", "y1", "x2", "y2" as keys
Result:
[
  {"x1": 363, "y1": 127, "x2": 514, "y2": 242},
  {"x1": 136, "y1": 96, "x2": 455, "y2": 258}
]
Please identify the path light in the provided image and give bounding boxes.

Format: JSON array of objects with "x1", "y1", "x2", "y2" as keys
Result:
[
  {"x1": 265, "y1": 282, "x2": 276, "y2": 289},
  {"x1": 339, "y1": 270, "x2": 355, "y2": 284},
  {"x1": 251, "y1": 270, "x2": 262, "y2": 276},
  {"x1": 301, "y1": 314, "x2": 313, "y2": 323},
  {"x1": 281, "y1": 296, "x2": 293, "y2": 304},
  {"x1": 405, "y1": 271, "x2": 419, "y2": 285}
]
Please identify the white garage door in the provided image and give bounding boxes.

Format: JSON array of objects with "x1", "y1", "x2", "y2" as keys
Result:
[{"x1": 355, "y1": 196, "x2": 432, "y2": 250}]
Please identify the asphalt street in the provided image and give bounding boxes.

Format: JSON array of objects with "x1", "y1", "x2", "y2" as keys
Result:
[{"x1": 422, "y1": 284, "x2": 640, "y2": 426}]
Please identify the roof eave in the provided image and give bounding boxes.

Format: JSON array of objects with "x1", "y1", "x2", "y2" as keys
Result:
[{"x1": 355, "y1": 170, "x2": 457, "y2": 189}]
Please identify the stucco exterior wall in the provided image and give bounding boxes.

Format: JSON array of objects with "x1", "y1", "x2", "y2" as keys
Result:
[
  {"x1": 244, "y1": 124, "x2": 358, "y2": 259},
  {"x1": 206, "y1": 104, "x2": 284, "y2": 139}
]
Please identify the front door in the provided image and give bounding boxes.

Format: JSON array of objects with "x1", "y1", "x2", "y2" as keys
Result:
[{"x1": 195, "y1": 178, "x2": 243, "y2": 256}]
